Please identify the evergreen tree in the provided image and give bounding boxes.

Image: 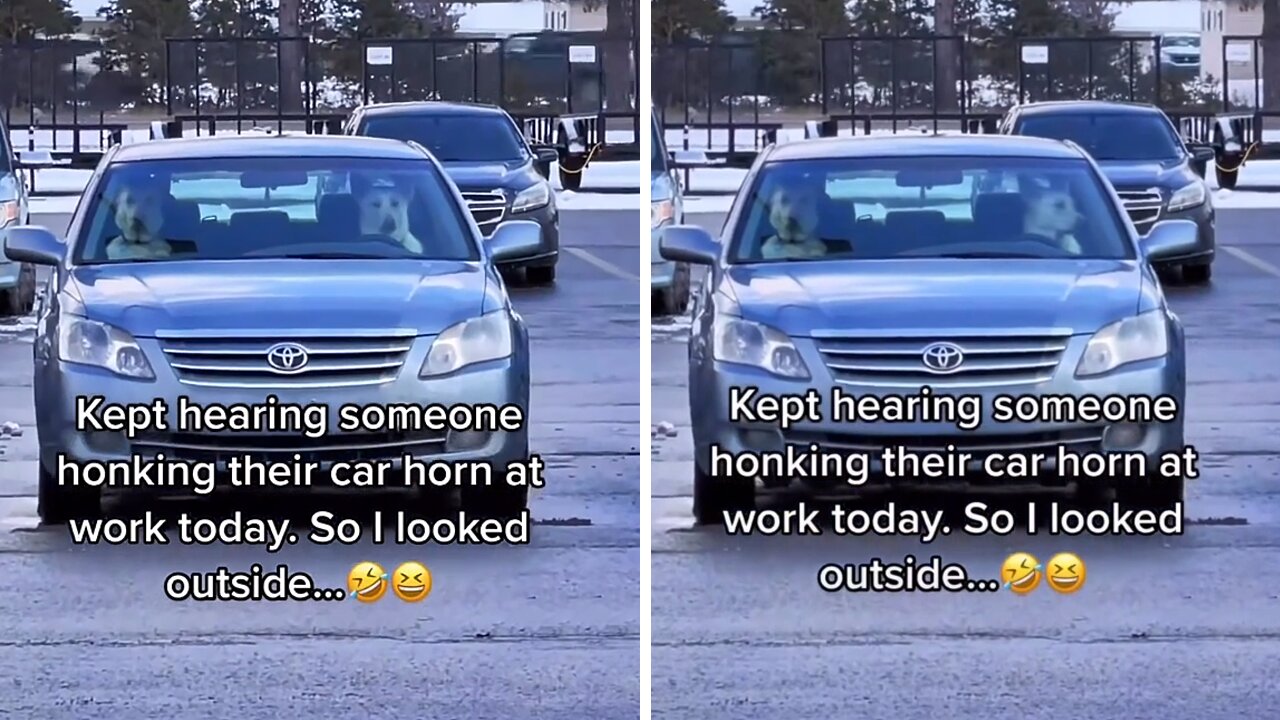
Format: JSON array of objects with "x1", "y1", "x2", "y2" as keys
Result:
[
  {"x1": 753, "y1": 0, "x2": 849, "y2": 108},
  {"x1": 2, "y1": 0, "x2": 79, "y2": 41},
  {"x1": 328, "y1": 0, "x2": 416, "y2": 92},
  {"x1": 97, "y1": 0, "x2": 195, "y2": 106},
  {"x1": 653, "y1": 0, "x2": 734, "y2": 43}
]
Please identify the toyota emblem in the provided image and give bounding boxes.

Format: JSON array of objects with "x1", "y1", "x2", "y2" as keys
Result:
[
  {"x1": 921, "y1": 342, "x2": 965, "y2": 373},
  {"x1": 265, "y1": 342, "x2": 310, "y2": 373}
]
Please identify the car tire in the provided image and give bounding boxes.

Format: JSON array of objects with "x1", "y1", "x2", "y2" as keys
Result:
[
  {"x1": 1116, "y1": 473, "x2": 1185, "y2": 515},
  {"x1": 526, "y1": 263, "x2": 556, "y2": 286},
  {"x1": 653, "y1": 263, "x2": 690, "y2": 317},
  {"x1": 459, "y1": 445, "x2": 531, "y2": 520},
  {"x1": 558, "y1": 158, "x2": 585, "y2": 192},
  {"x1": 1182, "y1": 262, "x2": 1212, "y2": 285},
  {"x1": 1216, "y1": 164, "x2": 1238, "y2": 190},
  {"x1": 692, "y1": 463, "x2": 754, "y2": 526},
  {"x1": 38, "y1": 455, "x2": 102, "y2": 525},
  {"x1": 1, "y1": 264, "x2": 34, "y2": 316}
]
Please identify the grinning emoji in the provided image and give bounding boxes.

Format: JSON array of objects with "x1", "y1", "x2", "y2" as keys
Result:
[
  {"x1": 347, "y1": 561, "x2": 388, "y2": 603},
  {"x1": 391, "y1": 562, "x2": 433, "y2": 603},
  {"x1": 1046, "y1": 552, "x2": 1086, "y2": 594},
  {"x1": 1001, "y1": 552, "x2": 1042, "y2": 595}
]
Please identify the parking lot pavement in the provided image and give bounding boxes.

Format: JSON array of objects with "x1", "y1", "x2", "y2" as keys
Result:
[
  {"x1": 651, "y1": 209, "x2": 1280, "y2": 719},
  {"x1": 0, "y1": 210, "x2": 640, "y2": 719}
]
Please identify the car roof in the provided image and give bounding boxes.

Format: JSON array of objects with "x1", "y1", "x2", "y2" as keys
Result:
[
  {"x1": 110, "y1": 134, "x2": 429, "y2": 162},
  {"x1": 764, "y1": 134, "x2": 1086, "y2": 162},
  {"x1": 1015, "y1": 100, "x2": 1164, "y2": 116},
  {"x1": 357, "y1": 101, "x2": 509, "y2": 118}
]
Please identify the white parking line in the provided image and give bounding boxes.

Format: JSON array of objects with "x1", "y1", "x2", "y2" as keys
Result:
[
  {"x1": 1223, "y1": 245, "x2": 1280, "y2": 278},
  {"x1": 563, "y1": 246, "x2": 638, "y2": 281}
]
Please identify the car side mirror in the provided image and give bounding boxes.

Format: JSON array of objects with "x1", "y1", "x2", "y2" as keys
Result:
[
  {"x1": 533, "y1": 147, "x2": 558, "y2": 179},
  {"x1": 3, "y1": 225, "x2": 64, "y2": 265},
  {"x1": 1188, "y1": 143, "x2": 1215, "y2": 164},
  {"x1": 660, "y1": 225, "x2": 720, "y2": 265},
  {"x1": 1140, "y1": 219, "x2": 1199, "y2": 263},
  {"x1": 487, "y1": 220, "x2": 542, "y2": 263}
]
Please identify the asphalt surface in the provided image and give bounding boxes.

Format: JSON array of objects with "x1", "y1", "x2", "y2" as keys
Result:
[
  {"x1": 0, "y1": 209, "x2": 641, "y2": 718},
  {"x1": 651, "y1": 209, "x2": 1280, "y2": 719}
]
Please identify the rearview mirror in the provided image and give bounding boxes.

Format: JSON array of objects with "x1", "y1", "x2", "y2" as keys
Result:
[
  {"x1": 4, "y1": 225, "x2": 64, "y2": 265},
  {"x1": 1140, "y1": 219, "x2": 1199, "y2": 262},
  {"x1": 1187, "y1": 142, "x2": 1216, "y2": 163},
  {"x1": 660, "y1": 225, "x2": 720, "y2": 265},
  {"x1": 487, "y1": 220, "x2": 542, "y2": 263},
  {"x1": 241, "y1": 170, "x2": 309, "y2": 188},
  {"x1": 897, "y1": 168, "x2": 965, "y2": 187}
]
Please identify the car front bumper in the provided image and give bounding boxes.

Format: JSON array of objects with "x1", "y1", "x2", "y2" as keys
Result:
[
  {"x1": 690, "y1": 334, "x2": 1185, "y2": 490},
  {"x1": 37, "y1": 339, "x2": 530, "y2": 498},
  {"x1": 493, "y1": 202, "x2": 559, "y2": 269}
]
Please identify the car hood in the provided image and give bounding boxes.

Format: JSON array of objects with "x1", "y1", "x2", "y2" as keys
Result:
[
  {"x1": 724, "y1": 259, "x2": 1143, "y2": 336},
  {"x1": 66, "y1": 260, "x2": 488, "y2": 337},
  {"x1": 442, "y1": 160, "x2": 530, "y2": 188},
  {"x1": 1096, "y1": 159, "x2": 1192, "y2": 188}
]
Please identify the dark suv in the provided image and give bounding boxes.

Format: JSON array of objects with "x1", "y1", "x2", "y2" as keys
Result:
[
  {"x1": 1000, "y1": 100, "x2": 1216, "y2": 284},
  {"x1": 344, "y1": 102, "x2": 561, "y2": 284}
]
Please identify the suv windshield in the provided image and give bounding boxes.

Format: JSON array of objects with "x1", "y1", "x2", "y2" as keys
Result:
[
  {"x1": 1017, "y1": 113, "x2": 1183, "y2": 161},
  {"x1": 361, "y1": 114, "x2": 529, "y2": 163},
  {"x1": 729, "y1": 155, "x2": 1134, "y2": 263},
  {"x1": 76, "y1": 156, "x2": 478, "y2": 265}
]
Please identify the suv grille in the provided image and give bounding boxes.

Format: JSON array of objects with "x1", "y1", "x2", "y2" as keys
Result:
[
  {"x1": 814, "y1": 331, "x2": 1071, "y2": 388},
  {"x1": 159, "y1": 330, "x2": 415, "y2": 389},
  {"x1": 1116, "y1": 188, "x2": 1163, "y2": 234},
  {"x1": 461, "y1": 190, "x2": 507, "y2": 235}
]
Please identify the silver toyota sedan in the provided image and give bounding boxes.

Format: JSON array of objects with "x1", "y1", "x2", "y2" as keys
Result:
[{"x1": 660, "y1": 134, "x2": 1198, "y2": 525}]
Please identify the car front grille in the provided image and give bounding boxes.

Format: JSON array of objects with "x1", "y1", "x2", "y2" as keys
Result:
[
  {"x1": 461, "y1": 190, "x2": 507, "y2": 235},
  {"x1": 159, "y1": 330, "x2": 415, "y2": 389},
  {"x1": 131, "y1": 429, "x2": 447, "y2": 466},
  {"x1": 814, "y1": 331, "x2": 1071, "y2": 388},
  {"x1": 1116, "y1": 188, "x2": 1163, "y2": 234},
  {"x1": 784, "y1": 427, "x2": 1105, "y2": 467}
]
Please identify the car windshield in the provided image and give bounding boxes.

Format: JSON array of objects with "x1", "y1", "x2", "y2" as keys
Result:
[
  {"x1": 75, "y1": 156, "x2": 479, "y2": 265},
  {"x1": 729, "y1": 155, "x2": 1135, "y2": 263},
  {"x1": 651, "y1": 117, "x2": 668, "y2": 175},
  {"x1": 360, "y1": 114, "x2": 529, "y2": 163},
  {"x1": 1017, "y1": 113, "x2": 1183, "y2": 161},
  {"x1": 1164, "y1": 36, "x2": 1198, "y2": 48}
]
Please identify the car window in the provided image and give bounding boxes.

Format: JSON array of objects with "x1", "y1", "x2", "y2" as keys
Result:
[
  {"x1": 74, "y1": 156, "x2": 479, "y2": 265},
  {"x1": 360, "y1": 114, "x2": 529, "y2": 163},
  {"x1": 729, "y1": 155, "x2": 1135, "y2": 263},
  {"x1": 1017, "y1": 113, "x2": 1183, "y2": 161}
]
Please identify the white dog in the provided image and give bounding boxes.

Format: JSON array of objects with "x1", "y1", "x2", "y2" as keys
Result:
[
  {"x1": 353, "y1": 176, "x2": 424, "y2": 254},
  {"x1": 105, "y1": 184, "x2": 173, "y2": 261},
  {"x1": 1023, "y1": 187, "x2": 1083, "y2": 255},
  {"x1": 760, "y1": 185, "x2": 828, "y2": 260}
]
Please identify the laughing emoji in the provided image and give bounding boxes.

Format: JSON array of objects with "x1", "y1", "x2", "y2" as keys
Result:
[
  {"x1": 347, "y1": 561, "x2": 388, "y2": 603},
  {"x1": 1046, "y1": 552, "x2": 1086, "y2": 594},
  {"x1": 391, "y1": 562, "x2": 432, "y2": 603},
  {"x1": 1001, "y1": 552, "x2": 1042, "y2": 595}
]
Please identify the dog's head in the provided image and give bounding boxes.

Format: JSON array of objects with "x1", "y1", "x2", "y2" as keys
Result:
[
  {"x1": 352, "y1": 174, "x2": 414, "y2": 239},
  {"x1": 766, "y1": 184, "x2": 819, "y2": 242},
  {"x1": 1023, "y1": 184, "x2": 1082, "y2": 237},
  {"x1": 112, "y1": 183, "x2": 165, "y2": 243}
]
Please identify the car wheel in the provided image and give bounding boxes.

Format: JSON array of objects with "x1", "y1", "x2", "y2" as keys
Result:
[
  {"x1": 38, "y1": 454, "x2": 102, "y2": 525},
  {"x1": 526, "y1": 263, "x2": 556, "y2": 286},
  {"x1": 459, "y1": 445, "x2": 531, "y2": 520},
  {"x1": 692, "y1": 463, "x2": 754, "y2": 526},
  {"x1": 653, "y1": 264, "x2": 690, "y2": 317},
  {"x1": 0, "y1": 265, "x2": 32, "y2": 316},
  {"x1": 1182, "y1": 262, "x2": 1212, "y2": 285}
]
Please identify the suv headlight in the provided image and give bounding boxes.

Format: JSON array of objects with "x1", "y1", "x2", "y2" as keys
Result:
[
  {"x1": 58, "y1": 313, "x2": 154, "y2": 379},
  {"x1": 713, "y1": 315, "x2": 809, "y2": 379},
  {"x1": 1168, "y1": 180, "x2": 1206, "y2": 212},
  {"x1": 420, "y1": 311, "x2": 513, "y2": 377},
  {"x1": 512, "y1": 182, "x2": 551, "y2": 213},
  {"x1": 651, "y1": 198, "x2": 674, "y2": 230},
  {"x1": 1076, "y1": 310, "x2": 1168, "y2": 377}
]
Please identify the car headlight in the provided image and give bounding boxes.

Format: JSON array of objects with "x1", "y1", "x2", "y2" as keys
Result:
[
  {"x1": 651, "y1": 198, "x2": 674, "y2": 230},
  {"x1": 420, "y1": 311, "x2": 513, "y2": 377},
  {"x1": 58, "y1": 313, "x2": 154, "y2": 379},
  {"x1": 713, "y1": 314, "x2": 809, "y2": 379},
  {"x1": 511, "y1": 182, "x2": 551, "y2": 213},
  {"x1": 1, "y1": 200, "x2": 18, "y2": 227},
  {"x1": 1075, "y1": 310, "x2": 1169, "y2": 378},
  {"x1": 1167, "y1": 180, "x2": 1206, "y2": 212}
]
